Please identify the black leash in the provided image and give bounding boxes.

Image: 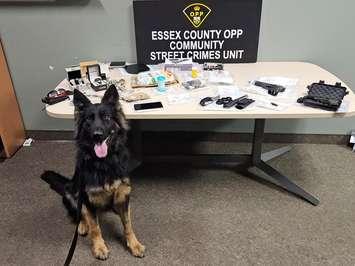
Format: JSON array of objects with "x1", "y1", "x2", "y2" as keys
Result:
[{"x1": 64, "y1": 174, "x2": 84, "y2": 266}]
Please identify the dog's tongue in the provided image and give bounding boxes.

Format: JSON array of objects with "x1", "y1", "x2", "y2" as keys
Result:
[{"x1": 94, "y1": 140, "x2": 108, "y2": 158}]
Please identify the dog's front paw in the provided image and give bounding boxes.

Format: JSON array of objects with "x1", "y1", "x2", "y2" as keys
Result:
[
  {"x1": 128, "y1": 240, "x2": 145, "y2": 258},
  {"x1": 92, "y1": 242, "x2": 109, "y2": 260},
  {"x1": 78, "y1": 221, "x2": 88, "y2": 236}
]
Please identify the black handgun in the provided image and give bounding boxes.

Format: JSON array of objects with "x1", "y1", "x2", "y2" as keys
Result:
[
  {"x1": 223, "y1": 95, "x2": 248, "y2": 108},
  {"x1": 235, "y1": 98, "x2": 255, "y2": 109},
  {"x1": 253, "y1": 81, "x2": 286, "y2": 96},
  {"x1": 297, "y1": 95, "x2": 341, "y2": 111}
]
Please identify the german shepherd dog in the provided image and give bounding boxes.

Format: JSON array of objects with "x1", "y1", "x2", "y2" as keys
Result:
[{"x1": 41, "y1": 85, "x2": 145, "y2": 260}]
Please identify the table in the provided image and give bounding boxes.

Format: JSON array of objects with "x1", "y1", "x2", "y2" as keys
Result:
[{"x1": 46, "y1": 62, "x2": 355, "y2": 205}]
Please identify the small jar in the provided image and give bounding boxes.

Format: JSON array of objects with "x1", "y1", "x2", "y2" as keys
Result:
[{"x1": 191, "y1": 67, "x2": 199, "y2": 78}]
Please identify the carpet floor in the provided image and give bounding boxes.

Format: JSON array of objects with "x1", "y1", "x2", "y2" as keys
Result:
[{"x1": 1, "y1": 141, "x2": 355, "y2": 265}]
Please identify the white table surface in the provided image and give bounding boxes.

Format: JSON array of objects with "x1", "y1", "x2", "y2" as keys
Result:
[{"x1": 46, "y1": 62, "x2": 355, "y2": 120}]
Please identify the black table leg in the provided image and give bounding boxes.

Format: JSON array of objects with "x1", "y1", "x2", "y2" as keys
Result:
[
  {"x1": 128, "y1": 118, "x2": 319, "y2": 206},
  {"x1": 128, "y1": 120, "x2": 143, "y2": 172},
  {"x1": 261, "y1": 146, "x2": 292, "y2": 162},
  {"x1": 247, "y1": 119, "x2": 319, "y2": 206}
]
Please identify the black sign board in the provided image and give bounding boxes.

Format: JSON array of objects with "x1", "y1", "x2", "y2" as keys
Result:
[{"x1": 133, "y1": 0, "x2": 262, "y2": 64}]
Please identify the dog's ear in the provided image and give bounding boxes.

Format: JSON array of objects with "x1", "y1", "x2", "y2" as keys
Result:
[
  {"x1": 74, "y1": 89, "x2": 91, "y2": 110},
  {"x1": 117, "y1": 110, "x2": 130, "y2": 131},
  {"x1": 102, "y1": 85, "x2": 119, "y2": 106}
]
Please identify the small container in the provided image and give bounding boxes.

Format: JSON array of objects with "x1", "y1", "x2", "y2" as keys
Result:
[
  {"x1": 191, "y1": 67, "x2": 199, "y2": 78},
  {"x1": 87, "y1": 64, "x2": 108, "y2": 91},
  {"x1": 155, "y1": 75, "x2": 167, "y2": 92}
]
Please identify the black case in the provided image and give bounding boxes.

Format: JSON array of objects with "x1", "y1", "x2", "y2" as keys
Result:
[
  {"x1": 87, "y1": 64, "x2": 108, "y2": 91},
  {"x1": 297, "y1": 80, "x2": 348, "y2": 111}
]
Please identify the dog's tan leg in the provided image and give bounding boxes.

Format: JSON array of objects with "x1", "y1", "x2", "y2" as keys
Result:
[
  {"x1": 113, "y1": 179, "x2": 145, "y2": 257},
  {"x1": 78, "y1": 218, "x2": 88, "y2": 236},
  {"x1": 78, "y1": 207, "x2": 89, "y2": 236},
  {"x1": 82, "y1": 206, "x2": 109, "y2": 260}
]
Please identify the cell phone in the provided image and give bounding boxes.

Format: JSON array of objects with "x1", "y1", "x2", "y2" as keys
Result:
[
  {"x1": 109, "y1": 61, "x2": 126, "y2": 68},
  {"x1": 134, "y1": 102, "x2": 163, "y2": 111}
]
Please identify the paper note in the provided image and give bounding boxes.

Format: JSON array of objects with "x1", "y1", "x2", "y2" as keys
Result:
[{"x1": 336, "y1": 101, "x2": 349, "y2": 113}]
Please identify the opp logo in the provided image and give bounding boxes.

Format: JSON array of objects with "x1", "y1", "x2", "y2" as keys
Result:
[{"x1": 183, "y1": 3, "x2": 211, "y2": 28}]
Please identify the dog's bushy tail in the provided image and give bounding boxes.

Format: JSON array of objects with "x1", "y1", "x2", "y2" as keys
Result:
[{"x1": 40, "y1": 170, "x2": 70, "y2": 196}]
